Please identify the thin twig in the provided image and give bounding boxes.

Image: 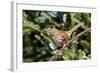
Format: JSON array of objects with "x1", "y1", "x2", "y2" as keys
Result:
[
  {"x1": 64, "y1": 28, "x2": 91, "y2": 48},
  {"x1": 67, "y1": 22, "x2": 83, "y2": 36},
  {"x1": 49, "y1": 28, "x2": 91, "y2": 61}
]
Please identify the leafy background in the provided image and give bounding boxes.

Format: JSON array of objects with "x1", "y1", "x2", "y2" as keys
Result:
[{"x1": 23, "y1": 10, "x2": 91, "y2": 62}]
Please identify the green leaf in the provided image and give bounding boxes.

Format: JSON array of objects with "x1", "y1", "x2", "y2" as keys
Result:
[
  {"x1": 63, "y1": 49, "x2": 74, "y2": 60},
  {"x1": 23, "y1": 20, "x2": 40, "y2": 32}
]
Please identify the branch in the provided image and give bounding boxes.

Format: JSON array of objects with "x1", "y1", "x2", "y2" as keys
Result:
[
  {"x1": 64, "y1": 28, "x2": 91, "y2": 48},
  {"x1": 67, "y1": 22, "x2": 83, "y2": 36},
  {"x1": 49, "y1": 28, "x2": 91, "y2": 61}
]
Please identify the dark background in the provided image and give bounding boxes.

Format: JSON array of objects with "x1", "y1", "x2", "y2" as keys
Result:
[{"x1": 23, "y1": 10, "x2": 91, "y2": 62}]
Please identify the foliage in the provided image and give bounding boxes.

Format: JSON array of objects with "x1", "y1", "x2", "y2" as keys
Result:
[{"x1": 23, "y1": 10, "x2": 91, "y2": 62}]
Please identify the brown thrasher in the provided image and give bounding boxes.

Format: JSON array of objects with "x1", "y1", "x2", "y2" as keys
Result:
[{"x1": 48, "y1": 22, "x2": 83, "y2": 49}]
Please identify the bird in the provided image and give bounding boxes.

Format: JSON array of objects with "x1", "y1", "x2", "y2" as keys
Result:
[
  {"x1": 48, "y1": 28, "x2": 71, "y2": 48},
  {"x1": 48, "y1": 22, "x2": 83, "y2": 49}
]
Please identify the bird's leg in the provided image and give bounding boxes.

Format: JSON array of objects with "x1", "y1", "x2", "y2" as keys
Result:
[
  {"x1": 55, "y1": 43, "x2": 66, "y2": 56},
  {"x1": 60, "y1": 43, "x2": 66, "y2": 50}
]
